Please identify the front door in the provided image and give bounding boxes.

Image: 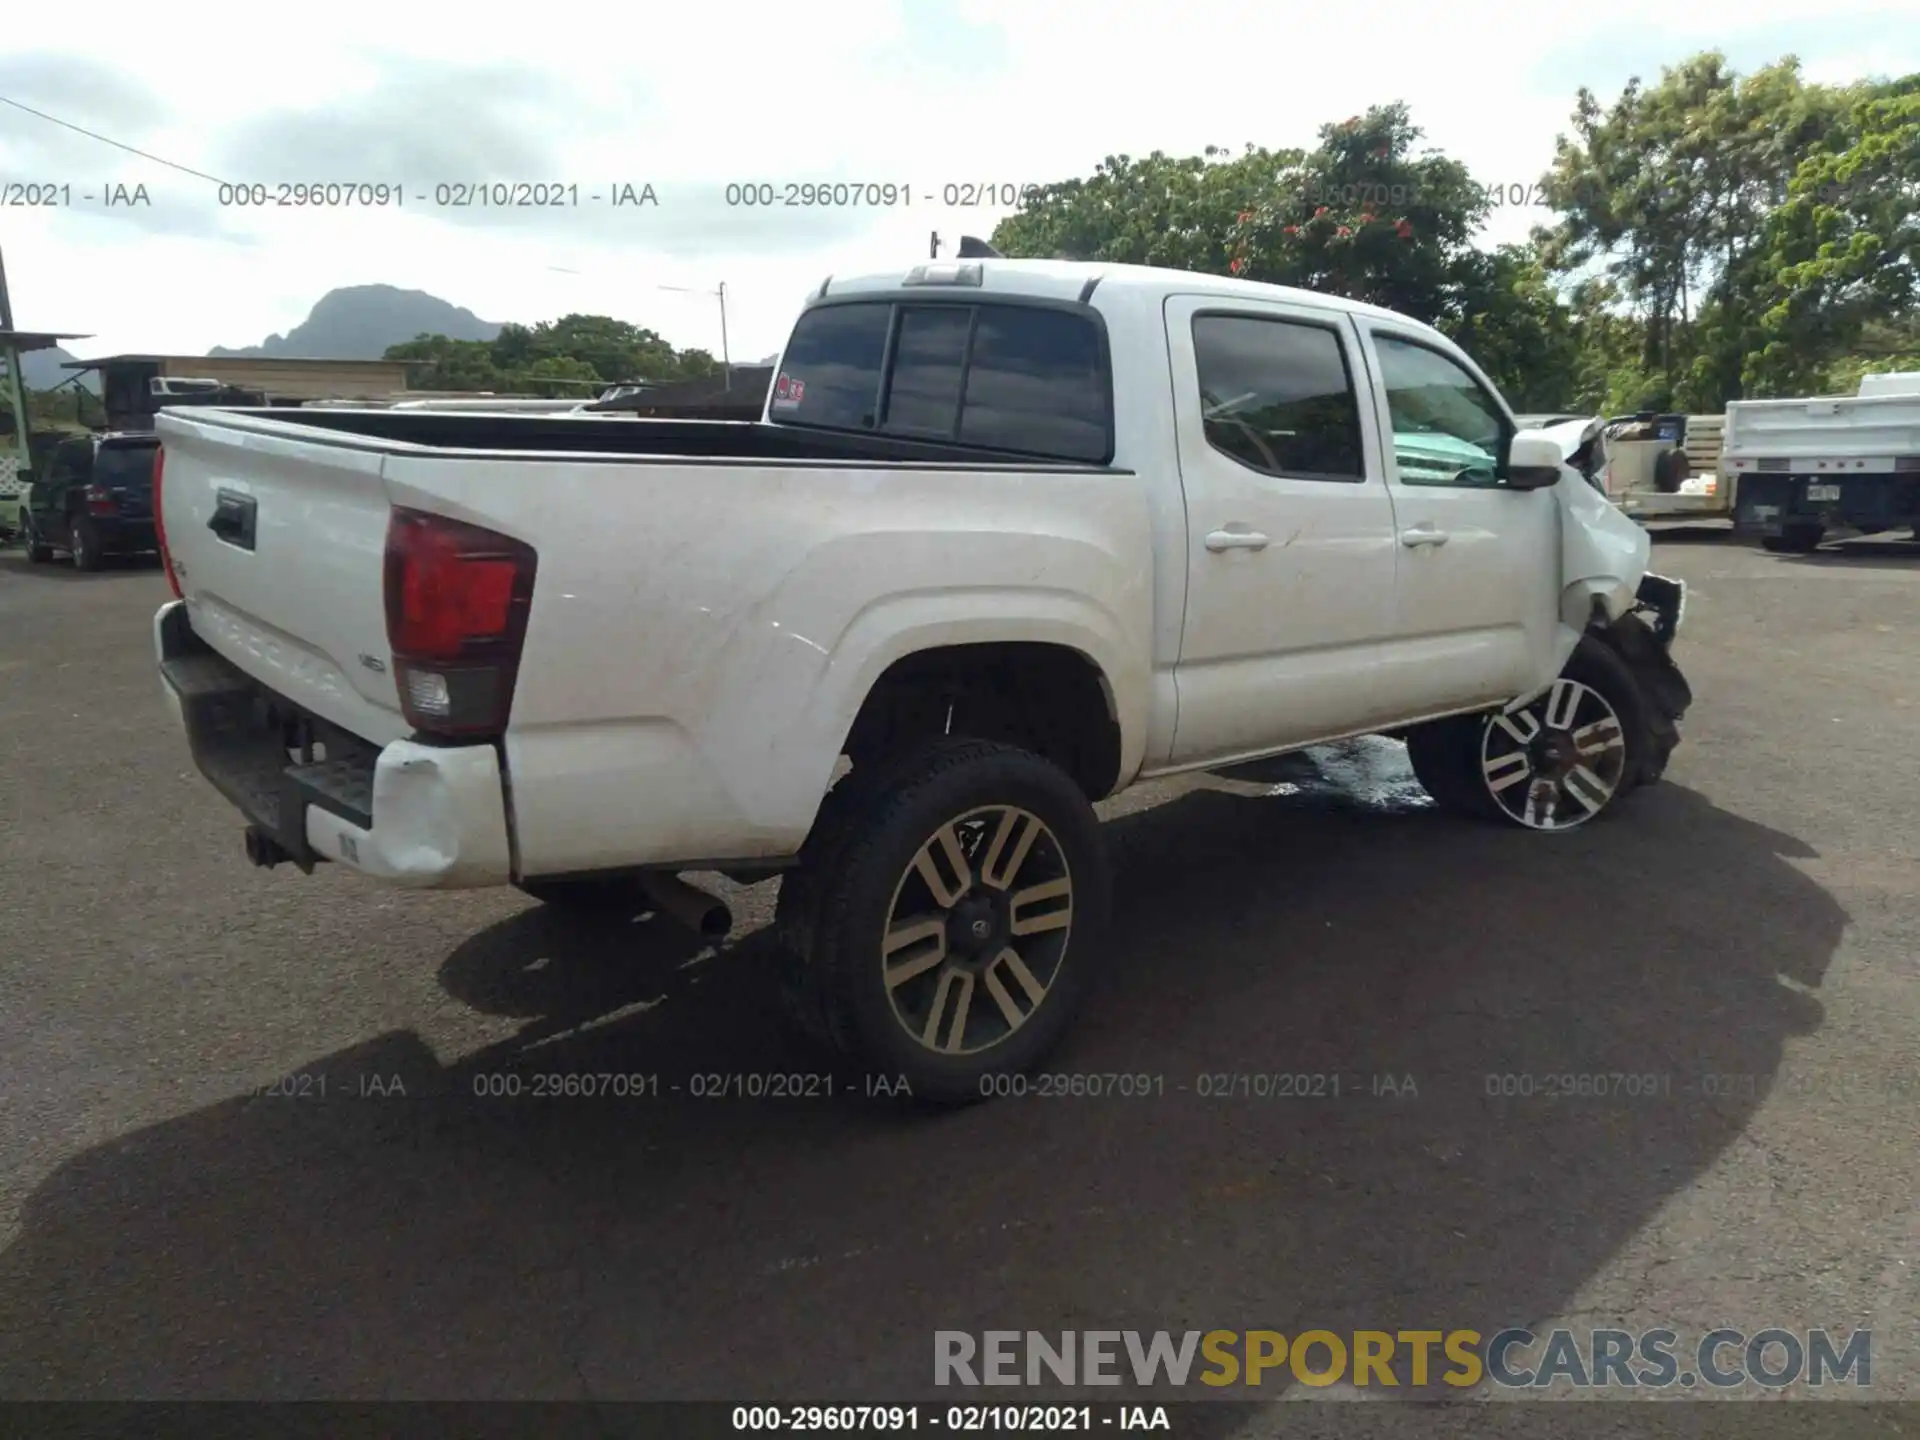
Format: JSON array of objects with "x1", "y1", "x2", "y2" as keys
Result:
[
  {"x1": 29, "y1": 438, "x2": 87, "y2": 548},
  {"x1": 1165, "y1": 294, "x2": 1405, "y2": 764},
  {"x1": 1355, "y1": 323, "x2": 1561, "y2": 711}
]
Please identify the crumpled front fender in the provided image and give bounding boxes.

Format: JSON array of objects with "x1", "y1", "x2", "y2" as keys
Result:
[{"x1": 1558, "y1": 459, "x2": 1651, "y2": 627}]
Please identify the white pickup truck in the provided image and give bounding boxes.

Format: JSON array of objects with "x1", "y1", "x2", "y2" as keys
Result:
[
  {"x1": 1723, "y1": 371, "x2": 1920, "y2": 551},
  {"x1": 153, "y1": 258, "x2": 1693, "y2": 1100}
]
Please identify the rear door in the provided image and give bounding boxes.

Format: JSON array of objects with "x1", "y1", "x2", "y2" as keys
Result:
[
  {"x1": 157, "y1": 411, "x2": 410, "y2": 745},
  {"x1": 1355, "y1": 322, "x2": 1560, "y2": 710},
  {"x1": 1164, "y1": 294, "x2": 1406, "y2": 763}
]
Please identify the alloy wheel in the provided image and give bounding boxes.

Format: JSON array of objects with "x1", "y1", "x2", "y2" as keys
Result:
[
  {"x1": 1479, "y1": 678, "x2": 1628, "y2": 830},
  {"x1": 881, "y1": 806, "x2": 1075, "y2": 1055}
]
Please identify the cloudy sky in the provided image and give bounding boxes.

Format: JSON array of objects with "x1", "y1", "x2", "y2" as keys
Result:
[{"x1": 2, "y1": 0, "x2": 1915, "y2": 365}]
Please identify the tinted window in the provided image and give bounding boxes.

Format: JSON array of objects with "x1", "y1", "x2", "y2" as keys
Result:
[
  {"x1": 96, "y1": 442, "x2": 160, "y2": 489},
  {"x1": 884, "y1": 307, "x2": 972, "y2": 437},
  {"x1": 775, "y1": 299, "x2": 1112, "y2": 463},
  {"x1": 773, "y1": 302, "x2": 891, "y2": 429},
  {"x1": 1191, "y1": 314, "x2": 1364, "y2": 480},
  {"x1": 53, "y1": 439, "x2": 94, "y2": 483},
  {"x1": 1373, "y1": 333, "x2": 1511, "y2": 486},
  {"x1": 959, "y1": 306, "x2": 1108, "y2": 462}
]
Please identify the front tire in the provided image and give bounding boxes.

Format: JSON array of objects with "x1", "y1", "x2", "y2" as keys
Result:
[
  {"x1": 780, "y1": 738, "x2": 1111, "y2": 1105},
  {"x1": 23, "y1": 515, "x2": 53, "y2": 564},
  {"x1": 1408, "y1": 636, "x2": 1651, "y2": 831}
]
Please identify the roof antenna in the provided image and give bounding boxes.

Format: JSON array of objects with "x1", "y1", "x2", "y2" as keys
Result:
[{"x1": 956, "y1": 235, "x2": 1003, "y2": 259}]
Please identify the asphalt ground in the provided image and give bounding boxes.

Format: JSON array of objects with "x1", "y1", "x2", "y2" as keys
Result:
[{"x1": 1, "y1": 532, "x2": 1916, "y2": 1430}]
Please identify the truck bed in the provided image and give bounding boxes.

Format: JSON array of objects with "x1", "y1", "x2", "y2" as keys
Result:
[
  {"x1": 1721, "y1": 388, "x2": 1920, "y2": 539},
  {"x1": 1721, "y1": 392, "x2": 1920, "y2": 464},
  {"x1": 153, "y1": 404, "x2": 1156, "y2": 879},
  {"x1": 211, "y1": 407, "x2": 1115, "y2": 469}
]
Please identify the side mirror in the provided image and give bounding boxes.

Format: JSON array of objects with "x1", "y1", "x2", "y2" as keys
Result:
[{"x1": 1503, "y1": 431, "x2": 1563, "y2": 491}]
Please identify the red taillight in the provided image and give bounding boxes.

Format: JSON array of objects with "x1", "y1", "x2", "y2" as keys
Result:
[
  {"x1": 154, "y1": 447, "x2": 182, "y2": 599},
  {"x1": 85, "y1": 484, "x2": 116, "y2": 516},
  {"x1": 383, "y1": 507, "x2": 537, "y2": 738}
]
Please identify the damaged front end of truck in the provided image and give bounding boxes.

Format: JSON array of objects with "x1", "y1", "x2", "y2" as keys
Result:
[{"x1": 1556, "y1": 454, "x2": 1695, "y2": 782}]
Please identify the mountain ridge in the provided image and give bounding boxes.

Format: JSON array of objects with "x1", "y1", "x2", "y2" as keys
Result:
[{"x1": 208, "y1": 284, "x2": 503, "y2": 359}]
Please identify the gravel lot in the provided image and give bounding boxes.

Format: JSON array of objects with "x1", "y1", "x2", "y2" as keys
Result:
[{"x1": 1, "y1": 533, "x2": 1916, "y2": 1421}]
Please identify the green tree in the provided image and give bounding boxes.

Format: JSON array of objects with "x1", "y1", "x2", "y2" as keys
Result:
[
  {"x1": 1538, "y1": 53, "x2": 1864, "y2": 406},
  {"x1": 993, "y1": 106, "x2": 1492, "y2": 320},
  {"x1": 386, "y1": 313, "x2": 722, "y2": 394},
  {"x1": 1448, "y1": 244, "x2": 1586, "y2": 410},
  {"x1": 1742, "y1": 74, "x2": 1920, "y2": 394},
  {"x1": 384, "y1": 333, "x2": 506, "y2": 390},
  {"x1": 990, "y1": 106, "x2": 1587, "y2": 403}
]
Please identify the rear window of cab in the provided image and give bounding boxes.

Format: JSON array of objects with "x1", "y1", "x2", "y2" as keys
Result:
[{"x1": 772, "y1": 299, "x2": 1113, "y2": 464}]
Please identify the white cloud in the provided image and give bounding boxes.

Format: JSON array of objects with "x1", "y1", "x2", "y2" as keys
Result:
[{"x1": 1, "y1": 0, "x2": 1914, "y2": 363}]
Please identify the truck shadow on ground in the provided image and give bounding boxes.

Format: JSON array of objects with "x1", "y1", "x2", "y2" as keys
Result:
[
  {"x1": 1639, "y1": 523, "x2": 1734, "y2": 544},
  {"x1": 0, "y1": 748, "x2": 1845, "y2": 1412},
  {"x1": 0, "y1": 550, "x2": 164, "y2": 583}
]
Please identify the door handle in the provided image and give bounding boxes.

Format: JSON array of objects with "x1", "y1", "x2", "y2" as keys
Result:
[
  {"x1": 1205, "y1": 529, "x2": 1270, "y2": 552},
  {"x1": 1399, "y1": 526, "x2": 1449, "y2": 548},
  {"x1": 207, "y1": 490, "x2": 258, "y2": 551}
]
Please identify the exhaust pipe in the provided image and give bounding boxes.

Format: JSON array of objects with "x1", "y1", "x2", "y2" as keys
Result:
[
  {"x1": 244, "y1": 825, "x2": 291, "y2": 869},
  {"x1": 638, "y1": 871, "x2": 732, "y2": 940}
]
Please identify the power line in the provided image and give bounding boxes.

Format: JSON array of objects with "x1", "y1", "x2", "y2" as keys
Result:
[{"x1": 0, "y1": 93, "x2": 230, "y2": 186}]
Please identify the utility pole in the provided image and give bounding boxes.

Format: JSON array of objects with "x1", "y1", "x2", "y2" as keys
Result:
[
  {"x1": 0, "y1": 242, "x2": 30, "y2": 483},
  {"x1": 656, "y1": 281, "x2": 731, "y2": 390}
]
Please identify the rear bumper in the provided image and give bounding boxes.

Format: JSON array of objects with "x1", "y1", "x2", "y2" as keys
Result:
[
  {"x1": 91, "y1": 514, "x2": 158, "y2": 550},
  {"x1": 1732, "y1": 472, "x2": 1920, "y2": 537},
  {"x1": 155, "y1": 600, "x2": 513, "y2": 888}
]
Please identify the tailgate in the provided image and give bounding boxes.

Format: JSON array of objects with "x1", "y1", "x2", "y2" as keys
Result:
[
  {"x1": 157, "y1": 411, "x2": 409, "y2": 745},
  {"x1": 94, "y1": 438, "x2": 160, "y2": 516}
]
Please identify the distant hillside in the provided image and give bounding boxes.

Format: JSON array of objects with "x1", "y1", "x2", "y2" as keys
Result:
[
  {"x1": 21, "y1": 346, "x2": 99, "y2": 393},
  {"x1": 210, "y1": 284, "x2": 503, "y2": 360}
]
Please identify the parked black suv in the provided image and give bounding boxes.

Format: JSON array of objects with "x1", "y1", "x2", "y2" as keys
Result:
[{"x1": 23, "y1": 432, "x2": 162, "y2": 570}]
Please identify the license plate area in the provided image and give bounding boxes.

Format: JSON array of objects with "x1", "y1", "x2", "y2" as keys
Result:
[{"x1": 1805, "y1": 483, "x2": 1841, "y2": 502}]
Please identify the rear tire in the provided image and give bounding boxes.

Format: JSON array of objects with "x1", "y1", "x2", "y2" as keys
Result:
[
  {"x1": 1405, "y1": 636, "x2": 1652, "y2": 831},
  {"x1": 69, "y1": 516, "x2": 104, "y2": 571},
  {"x1": 778, "y1": 738, "x2": 1111, "y2": 1105},
  {"x1": 1761, "y1": 524, "x2": 1824, "y2": 554}
]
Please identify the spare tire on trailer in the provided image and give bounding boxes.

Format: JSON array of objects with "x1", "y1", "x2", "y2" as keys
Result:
[{"x1": 1653, "y1": 447, "x2": 1692, "y2": 493}]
